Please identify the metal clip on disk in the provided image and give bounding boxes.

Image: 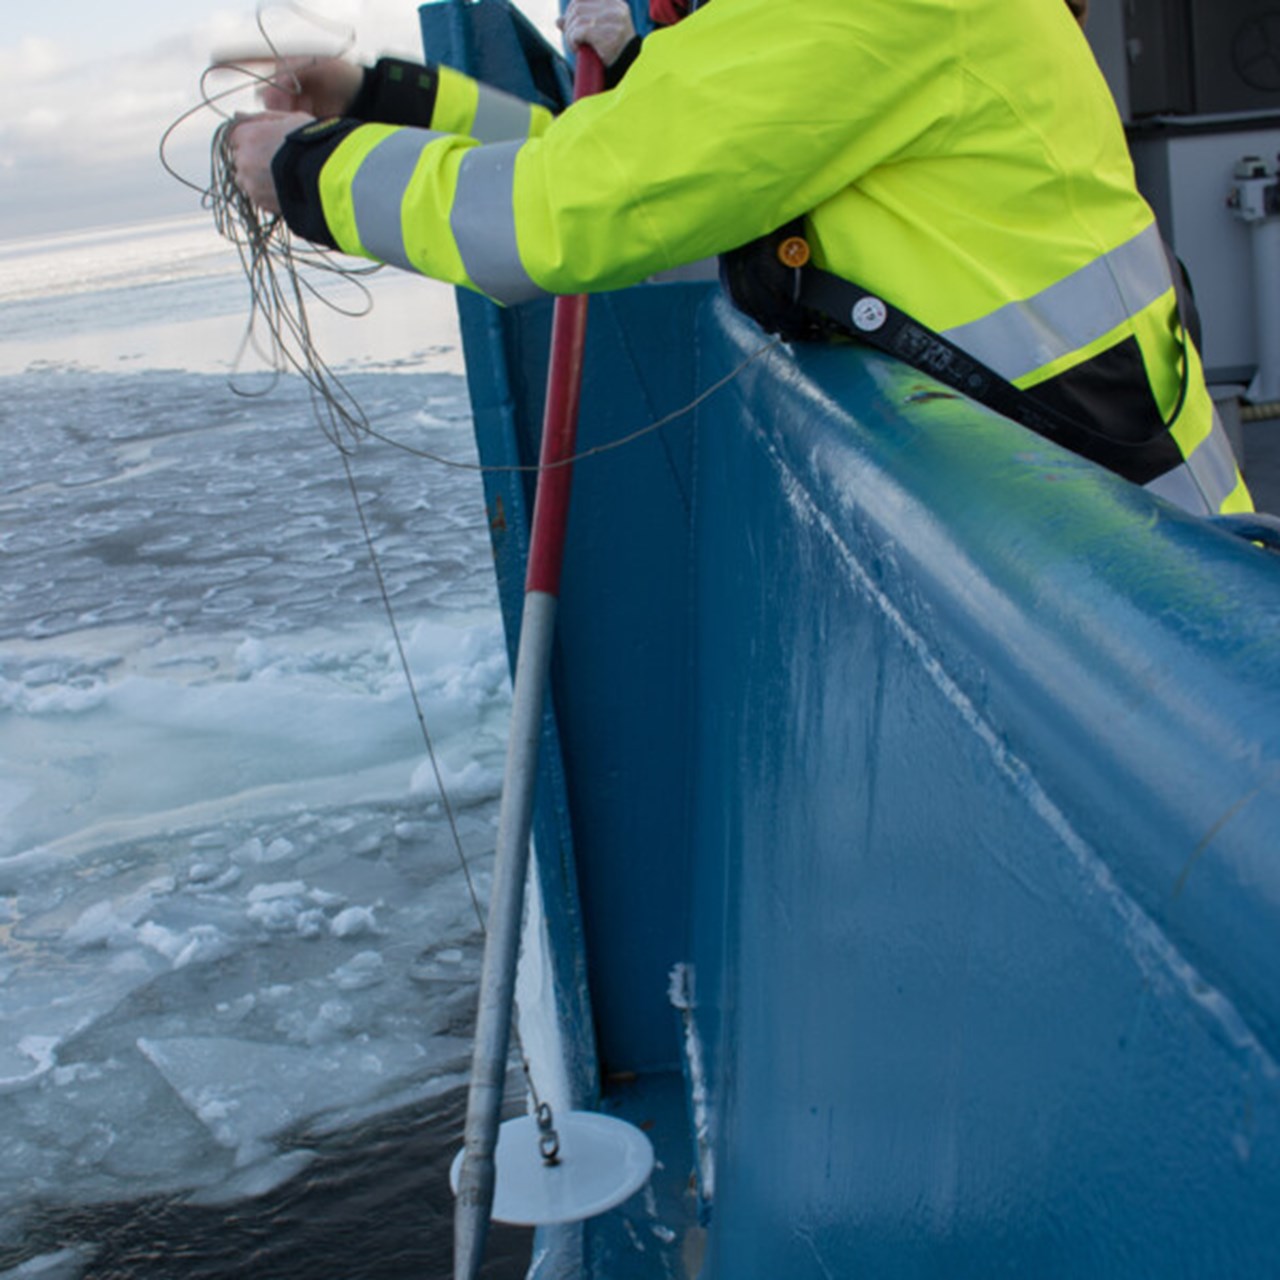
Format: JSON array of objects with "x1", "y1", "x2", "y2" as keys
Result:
[{"x1": 536, "y1": 1100, "x2": 561, "y2": 1165}]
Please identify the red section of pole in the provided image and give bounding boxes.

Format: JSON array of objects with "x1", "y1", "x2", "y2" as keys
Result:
[{"x1": 524, "y1": 46, "x2": 606, "y2": 598}]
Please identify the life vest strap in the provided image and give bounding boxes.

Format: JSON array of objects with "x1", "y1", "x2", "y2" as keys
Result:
[{"x1": 720, "y1": 221, "x2": 1196, "y2": 461}]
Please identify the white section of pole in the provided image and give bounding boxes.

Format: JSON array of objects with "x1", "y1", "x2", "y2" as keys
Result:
[{"x1": 455, "y1": 588, "x2": 559, "y2": 1280}]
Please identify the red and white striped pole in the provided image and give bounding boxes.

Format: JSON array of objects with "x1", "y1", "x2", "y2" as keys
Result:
[{"x1": 454, "y1": 45, "x2": 605, "y2": 1280}]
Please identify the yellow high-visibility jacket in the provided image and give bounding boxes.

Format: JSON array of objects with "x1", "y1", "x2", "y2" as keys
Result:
[{"x1": 272, "y1": 0, "x2": 1251, "y2": 514}]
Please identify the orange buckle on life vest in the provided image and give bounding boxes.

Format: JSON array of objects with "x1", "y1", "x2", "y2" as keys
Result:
[{"x1": 777, "y1": 235, "x2": 811, "y2": 269}]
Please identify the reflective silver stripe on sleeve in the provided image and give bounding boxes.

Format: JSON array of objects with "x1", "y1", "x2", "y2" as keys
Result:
[
  {"x1": 350, "y1": 128, "x2": 449, "y2": 273},
  {"x1": 1143, "y1": 411, "x2": 1241, "y2": 515},
  {"x1": 1144, "y1": 464, "x2": 1213, "y2": 516},
  {"x1": 943, "y1": 223, "x2": 1173, "y2": 382},
  {"x1": 451, "y1": 140, "x2": 547, "y2": 305},
  {"x1": 471, "y1": 83, "x2": 534, "y2": 143},
  {"x1": 1184, "y1": 411, "x2": 1244, "y2": 509}
]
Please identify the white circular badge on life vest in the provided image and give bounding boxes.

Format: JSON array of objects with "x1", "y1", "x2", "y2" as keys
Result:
[
  {"x1": 851, "y1": 296, "x2": 888, "y2": 332},
  {"x1": 450, "y1": 1110, "x2": 655, "y2": 1225}
]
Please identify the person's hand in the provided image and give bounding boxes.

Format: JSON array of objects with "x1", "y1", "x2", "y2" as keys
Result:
[
  {"x1": 258, "y1": 56, "x2": 363, "y2": 118},
  {"x1": 227, "y1": 111, "x2": 313, "y2": 215},
  {"x1": 558, "y1": 0, "x2": 636, "y2": 66}
]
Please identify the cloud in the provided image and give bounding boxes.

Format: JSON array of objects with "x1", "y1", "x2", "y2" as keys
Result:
[
  {"x1": 0, "y1": 37, "x2": 67, "y2": 83},
  {"x1": 0, "y1": 23, "x2": 266, "y2": 233},
  {"x1": 0, "y1": 58, "x2": 192, "y2": 196},
  {"x1": 0, "y1": 0, "x2": 564, "y2": 238}
]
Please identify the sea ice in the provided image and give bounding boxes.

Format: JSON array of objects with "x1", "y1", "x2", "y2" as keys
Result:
[
  {"x1": 0, "y1": 1246, "x2": 97, "y2": 1279},
  {"x1": 330, "y1": 905, "x2": 381, "y2": 938},
  {"x1": 0, "y1": 788, "x2": 502, "y2": 1234},
  {"x1": 331, "y1": 951, "x2": 386, "y2": 991},
  {"x1": 0, "y1": 1038, "x2": 59, "y2": 1095},
  {"x1": 184, "y1": 1148, "x2": 318, "y2": 1207},
  {"x1": 0, "y1": 266, "x2": 520, "y2": 1256},
  {"x1": 136, "y1": 1032, "x2": 468, "y2": 1170}
]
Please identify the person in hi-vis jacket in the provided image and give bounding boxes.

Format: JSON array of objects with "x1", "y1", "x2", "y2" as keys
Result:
[{"x1": 229, "y1": 0, "x2": 1251, "y2": 515}]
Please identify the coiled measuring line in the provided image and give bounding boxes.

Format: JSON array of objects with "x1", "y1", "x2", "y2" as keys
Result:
[{"x1": 206, "y1": 116, "x2": 377, "y2": 456}]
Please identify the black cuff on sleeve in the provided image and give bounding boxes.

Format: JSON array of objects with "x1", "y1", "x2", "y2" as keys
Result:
[
  {"x1": 604, "y1": 36, "x2": 643, "y2": 89},
  {"x1": 346, "y1": 57, "x2": 441, "y2": 127},
  {"x1": 271, "y1": 116, "x2": 363, "y2": 250}
]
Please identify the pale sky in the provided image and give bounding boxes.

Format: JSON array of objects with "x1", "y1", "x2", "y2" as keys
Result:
[{"x1": 0, "y1": 0, "x2": 558, "y2": 240}]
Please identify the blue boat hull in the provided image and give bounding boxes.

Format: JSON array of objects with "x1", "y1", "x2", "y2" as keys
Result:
[{"x1": 421, "y1": 3, "x2": 1280, "y2": 1273}]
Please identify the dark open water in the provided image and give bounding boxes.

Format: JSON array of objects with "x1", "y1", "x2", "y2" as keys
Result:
[{"x1": 13, "y1": 1088, "x2": 531, "y2": 1280}]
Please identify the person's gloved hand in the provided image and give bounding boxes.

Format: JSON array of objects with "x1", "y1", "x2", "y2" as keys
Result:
[
  {"x1": 558, "y1": 0, "x2": 637, "y2": 67},
  {"x1": 227, "y1": 111, "x2": 313, "y2": 215},
  {"x1": 258, "y1": 57, "x2": 364, "y2": 119}
]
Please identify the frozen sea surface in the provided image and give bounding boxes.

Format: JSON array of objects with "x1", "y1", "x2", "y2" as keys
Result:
[{"x1": 0, "y1": 220, "x2": 531, "y2": 1277}]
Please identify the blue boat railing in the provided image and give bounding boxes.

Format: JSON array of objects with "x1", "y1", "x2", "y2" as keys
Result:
[{"x1": 422, "y1": 2, "x2": 1280, "y2": 1273}]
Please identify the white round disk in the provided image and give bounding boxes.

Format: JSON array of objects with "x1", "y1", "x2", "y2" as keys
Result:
[{"x1": 450, "y1": 1110, "x2": 655, "y2": 1226}]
